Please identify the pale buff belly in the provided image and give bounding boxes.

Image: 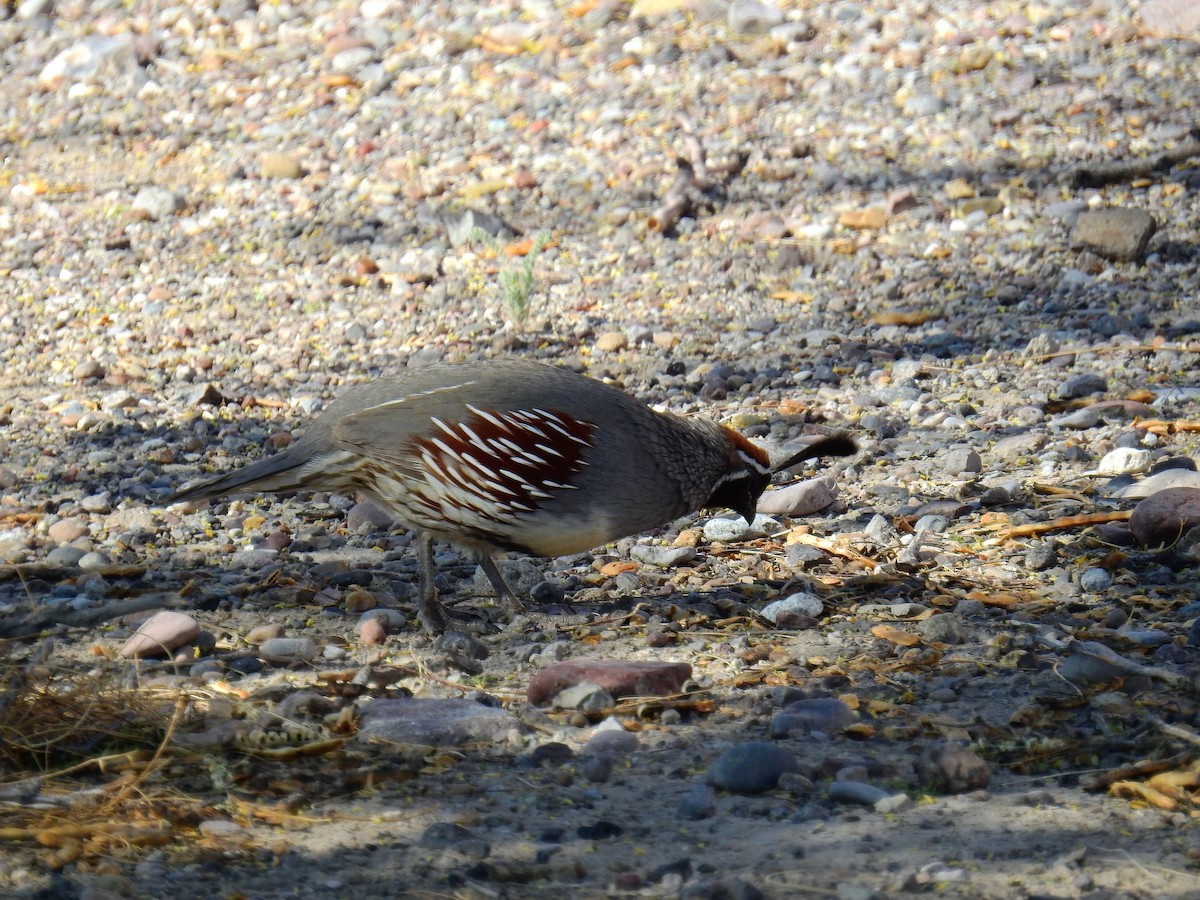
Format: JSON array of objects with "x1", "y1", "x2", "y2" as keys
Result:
[{"x1": 362, "y1": 470, "x2": 621, "y2": 557}]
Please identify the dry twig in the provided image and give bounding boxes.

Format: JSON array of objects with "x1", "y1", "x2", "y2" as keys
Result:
[
  {"x1": 647, "y1": 116, "x2": 748, "y2": 232},
  {"x1": 1071, "y1": 136, "x2": 1200, "y2": 188},
  {"x1": 985, "y1": 511, "x2": 1132, "y2": 543},
  {"x1": 0, "y1": 592, "x2": 185, "y2": 640},
  {"x1": 1149, "y1": 715, "x2": 1200, "y2": 750}
]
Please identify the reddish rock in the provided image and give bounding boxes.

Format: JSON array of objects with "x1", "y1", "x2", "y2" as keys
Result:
[
  {"x1": 245, "y1": 623, "x2": 286, "y2": 645},
  {"x1": 47, "y1": 517, "x2": 89, "y2": 544},
  {"x1": 359, "y1": 616, "x2": 387, "y2": 645},
  {"x1": 527, "y1": 659, "x2": 691, "y2": 707},
  {"x1": 1130, "y1": 487, "x2": 1200, "y2": 548},
  {"x1": 756, "y1": 476, "x2": 836, "y2": 516},
  {"x1": 917, "y1": 742, "x2": 991, "y2": 794},
  {"x1": 120, "y1": 611, "x2": 200, "y2": 658}
]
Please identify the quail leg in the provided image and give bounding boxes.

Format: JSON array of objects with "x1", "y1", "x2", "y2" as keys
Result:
[
  {"x1": 477, "y1": 555, "x2": 526, "y2": 616},
  {"x1": 414, "y1": 532, "x2": 448, "y2": 635}
]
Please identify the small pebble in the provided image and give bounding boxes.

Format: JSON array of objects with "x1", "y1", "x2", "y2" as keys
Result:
[
  {"x1": 916, "y1": 614, "x2": 969, "y2": 645},
  {"x1": 760, "y1": 592, "x2": 823, "y2": 623},
  {"x1": 943, "y1": 447, "x2": 982, "y2": 474},
  {"x1": 261, "y1": 152, "x2": 304, "y2": 179},
  {"x1": 678, "y1": 782, "x2": 718, "y2": 820},
  {"x1": 1079, "y1": 567, "x2": 1114, "y2": 593},
  {"x1": 359, "y1": 617, "x2": 388, "y2": 645},
  {"x1": 1057, "y1": 373, "x2": 1108, "y2": 400},
  {"x1": 875, "y1": 793, "x2": 913, "y2": 814},
  {"x1": 706, "y1": 742, "x2": 802, "y2": 794},
  {"x1": 629, "y1": 544, "x2": 696, "y2": 567},
  {"x1": 828, "y1": 781, "x2": 889, "y2": 806},
  {"x1": 245, "y1": 624, "x2": 286, "y2": 644},
  {"x1": 258, "y1": 637, "x2": 318, "y2": 662},
  {"x1": 593, "y1": 331, "x2": 628, "y2": 353}
]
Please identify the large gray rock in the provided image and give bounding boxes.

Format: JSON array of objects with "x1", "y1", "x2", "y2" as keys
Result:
[
  {"x1": 358, "y1": 698, "x2": 519, "y2": 746},
  {"x1": 1072, "y1": 208, "x2": 1156, "y2": 261},
  {"x1": 1130, "y1": 487, "x2": 1200, "y2": 547}
]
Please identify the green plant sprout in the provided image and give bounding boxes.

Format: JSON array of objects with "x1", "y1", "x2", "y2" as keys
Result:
[{"x1": 469, "y1": 227, "x2": 551, "y2": 326}]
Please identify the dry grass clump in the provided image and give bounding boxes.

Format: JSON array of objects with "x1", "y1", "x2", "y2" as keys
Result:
[{"x1": 0, "y1": 639, "x2": 202, "y2": 869}]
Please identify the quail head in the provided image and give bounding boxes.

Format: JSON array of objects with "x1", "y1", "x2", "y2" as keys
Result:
[{"x1": 168, "y1": 359, "x2": 856, "y2": 633}]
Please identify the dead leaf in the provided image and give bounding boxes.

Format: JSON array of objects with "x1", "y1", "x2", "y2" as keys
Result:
[
  {"x1": 248, "y1": 738, "x2": 348, "y2": 760},
  {"x1": 871, "y1": 310, "x2": 941, "y2": 326},
  {"x1": 871, "y1": 624, "x2": 920, "y2": 647},
  {"x1": 1148, "y1": 766, "x2": 1200, "y2": 798},
  {"x1": 504, "y1": 237, "x2": 556, "y2": 257},
  {"x1": 1133, "y1": 418, "x2": 1200, "y2": 436},
  {"x1": 599, "y1": 561, "x2": 638, "y2": 577},
  {"x1": 844, "y1": 723, "x2": 875, "y2": 739},
  {"x1": 777, "y1": 398, "x2": 810, "y2": 416},
  {"x1": 1110, "y1": 780, "x2": 1178, "y2": 810}
]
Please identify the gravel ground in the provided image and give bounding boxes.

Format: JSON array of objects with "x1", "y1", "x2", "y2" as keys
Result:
[{"x1": 4, "y1": 0, "x2": 1200, "y2": 897}]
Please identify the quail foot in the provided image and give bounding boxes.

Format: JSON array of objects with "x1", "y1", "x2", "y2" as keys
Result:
[{"x1": 167, "y1": 359, "x2": 856, "y2": 634}]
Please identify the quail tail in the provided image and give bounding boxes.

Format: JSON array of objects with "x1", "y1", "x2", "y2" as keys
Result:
[{"x1": 166, "y1": 451, "x2": 320, "y2": 505}]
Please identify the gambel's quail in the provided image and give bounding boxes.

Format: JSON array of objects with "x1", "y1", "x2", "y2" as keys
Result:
[{"x1": 168, "y1": 359, "x2": 856, "y2": 633}]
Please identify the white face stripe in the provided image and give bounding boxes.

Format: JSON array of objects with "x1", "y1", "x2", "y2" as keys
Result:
[
  {"x1": 739, "y1": 449, "x2": 772, "y2": 475},
  {"x1": 711, "y1": 469, "x2": 754, "y2": 490}
]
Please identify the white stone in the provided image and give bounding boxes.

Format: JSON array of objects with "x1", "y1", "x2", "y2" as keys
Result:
[
  {"x1": 1096, "y1": 447, "x2": 1153, "y2": 476},
  {"x1": 760, "y1": 592, "x2": 824, "y2": 623}
]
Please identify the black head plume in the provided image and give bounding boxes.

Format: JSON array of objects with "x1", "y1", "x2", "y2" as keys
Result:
[{"x1": 771, "y1": 432, "x2": 857, "y2": 473}]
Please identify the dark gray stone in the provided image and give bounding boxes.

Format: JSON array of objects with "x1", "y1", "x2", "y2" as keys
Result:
[
  {"x1": 706, "y1": 742, "x2": 802, "y2": 794},
  {"x1": 358, "y1": 698, "x2": 519, "y2": 746}
]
